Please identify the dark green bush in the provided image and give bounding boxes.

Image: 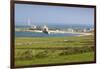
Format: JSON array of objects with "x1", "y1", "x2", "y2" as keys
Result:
[
  {"x1": 35, "y1": 50, "x2": 48, "y2": 58},
  {"x1": 59, "y1": 46, "x2": 94, "y2": 56},
  {"x1": 16, "y1": 50, "x2": 34, "y2": 60}
]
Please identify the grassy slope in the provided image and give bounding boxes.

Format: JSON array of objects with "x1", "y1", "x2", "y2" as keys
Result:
[
  {"x1": 15, "y1": 35, "x2": 94, "y2": 49},
  {"x1": 15, "y1": 52, "x2": 94, "y2": 66},
  {"x1": 15, "y1": 35, "x2": 95, "y2": 66}
]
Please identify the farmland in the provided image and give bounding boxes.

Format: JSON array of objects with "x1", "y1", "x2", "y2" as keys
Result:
[{"x1": 15, "y1": 35, "x2": 95, "y2": 67}]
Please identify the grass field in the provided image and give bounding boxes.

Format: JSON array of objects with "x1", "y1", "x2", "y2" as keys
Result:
[
  {"x1": 15, "y1": 35, "x2": 95, "y2": 67},
  {"x1": 15, "y1": 52, "x2": 94, "y2": 66}
]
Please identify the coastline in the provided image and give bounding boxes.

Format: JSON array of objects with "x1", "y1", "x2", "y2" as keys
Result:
[{"x1": 15, "y1": 28, "x2": 93, "y2": 37}]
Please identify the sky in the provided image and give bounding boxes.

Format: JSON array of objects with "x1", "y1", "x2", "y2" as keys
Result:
[{"x1": 15, "y1": 4, "x2": 94, "y2": 26}]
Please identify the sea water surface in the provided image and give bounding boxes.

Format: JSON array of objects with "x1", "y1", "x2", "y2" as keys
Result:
[{"x1": 15, "y1": 31, "x2": 80, "y2": 37}]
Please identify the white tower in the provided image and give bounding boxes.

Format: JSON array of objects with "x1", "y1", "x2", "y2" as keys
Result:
[{"x1": 28, "y1": 18, "x2": 31, "y2": 26}]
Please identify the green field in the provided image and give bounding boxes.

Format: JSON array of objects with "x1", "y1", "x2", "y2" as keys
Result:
[{"x1": 15, "y1": 35, "x2": 95, "y2": 67}]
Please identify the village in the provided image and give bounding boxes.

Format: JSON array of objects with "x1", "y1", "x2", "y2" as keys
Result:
[{"x1": 15, "y1": 24, "x2": 94, "y2": 36}]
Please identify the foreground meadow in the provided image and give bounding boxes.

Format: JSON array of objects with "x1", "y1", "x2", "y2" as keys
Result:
[{"x1": 15, "y1": 35, "x2": 95, "y2": 67}]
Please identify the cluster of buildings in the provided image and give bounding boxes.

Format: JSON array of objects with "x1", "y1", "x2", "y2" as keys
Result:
[
  {"x1": 66, "y1": 28, "x2": 94, "y2": 33},
  {"x1": 27, "y1": 19, "x2": 94, "y2": 33},
  {"x1": 29, "y1": 25, "x2": 49, "y2": 34},
  {"x1": 29, "y1": 24, "x2": 94, "y2": 33},
  {"x1": 29, "y1": 25, "x2": 48, "y2": 30}
]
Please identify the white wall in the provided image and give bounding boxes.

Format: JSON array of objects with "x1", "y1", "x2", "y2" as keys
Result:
[{"x1": 0, "y1": 0, "x2": 100, "y2": 69}]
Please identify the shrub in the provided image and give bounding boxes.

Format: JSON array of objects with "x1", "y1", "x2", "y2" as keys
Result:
[
  {"x1": 59, "y1": 46, "x2": 94, "y2": 56},
  {"x1": 16, "y1": 50, "x2": 34, "y2": 60},
  {"x1": 35, "y1": 50, "x2": 48, "y2": 58}
]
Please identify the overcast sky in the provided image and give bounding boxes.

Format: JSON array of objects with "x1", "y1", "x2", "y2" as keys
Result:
[{"x1": 15, "y1": 4, "x2": 94, "y2": 25}]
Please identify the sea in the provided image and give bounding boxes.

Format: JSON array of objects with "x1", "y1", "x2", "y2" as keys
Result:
[{"x1": 15, "y1": 24, "x2": 93, "y2": 37}]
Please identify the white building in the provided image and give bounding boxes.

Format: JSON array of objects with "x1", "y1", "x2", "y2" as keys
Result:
[
  {"x1": 67, "y1": 28, "x2": 74, "y2": 32},
  {"x1": 83, "y1": 28, "x2": 87, "y2": 32},
  {"x1": 42, "y1": 25, "x2": 49, "y2": 31},
  {"x1": 42, "y1": 25, "x2": 49, "y2": 34},
  {"x1": 31, "y1": 25, "x2": 37, "y2": 29}
]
